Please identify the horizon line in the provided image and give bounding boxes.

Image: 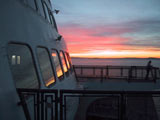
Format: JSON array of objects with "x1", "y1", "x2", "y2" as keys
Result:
[{"x1": 71, "y1": 57, "x2": 160, "y2": 59}]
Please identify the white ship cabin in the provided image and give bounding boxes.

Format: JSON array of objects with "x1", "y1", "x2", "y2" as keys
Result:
[{"x1": 1, "y1": 0, "x2": 160, "y2": 120}]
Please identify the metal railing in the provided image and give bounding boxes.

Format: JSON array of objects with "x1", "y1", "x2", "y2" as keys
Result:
[
  {"x1": 17, "y1": 89, "x2": 58, "y2": 120},
  {"x1": 60, "y1": 90, "x2": 160, "y2": 120},
  {"x1": 17, "y1": 89, "x2": 160, "y2": 120},
  {"x1": 73, "y1": 65, "x2": 160, "y2": 82}
]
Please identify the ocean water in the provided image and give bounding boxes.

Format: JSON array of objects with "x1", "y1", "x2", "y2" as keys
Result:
[{"x1": 72, "y1": 58, "x2": 160, "y2": 68}]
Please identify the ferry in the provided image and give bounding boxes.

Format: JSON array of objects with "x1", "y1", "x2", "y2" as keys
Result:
[
  {"x1": 1, "y1": 0, "x2": 160, "y2": 120},
  {"x1": 0, "y1": 0, "x2": 77, "y2": 119}
]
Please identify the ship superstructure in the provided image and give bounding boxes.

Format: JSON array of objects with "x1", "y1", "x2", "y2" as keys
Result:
[{"x1": 0, "y1": 0, "x2": 77, "y2": 120}]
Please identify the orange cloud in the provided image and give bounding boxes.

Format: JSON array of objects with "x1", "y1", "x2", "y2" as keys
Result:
[{"x1": 58, "y1": 24, "x2": 160, "y2": 58}]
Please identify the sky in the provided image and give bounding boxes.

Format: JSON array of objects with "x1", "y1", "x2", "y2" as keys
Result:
[{"x1": 52, "y1": 0, "x2": 160, "y2": 58}]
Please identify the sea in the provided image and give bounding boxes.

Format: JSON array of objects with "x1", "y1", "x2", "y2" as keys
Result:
[{"x1": 72, "y1": 58, "x2": 160, "y2": 68}]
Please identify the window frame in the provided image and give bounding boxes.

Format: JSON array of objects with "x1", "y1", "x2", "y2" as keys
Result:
[
  {"x1": 51, "y1": 49, "x2": 64, "y2": 80},
  {"x1": 36, "y1": 0, "x2": 45, "y2": 17},
  {"x1": 59, "y1": 50, "x2": 69, "y2": 76},
  {"x1": 7, "y1": 42, "x2": 40, "y2": 89},
  {"x1": 49, "y1": 11, "x2": 58, "y2": 31},
  {"x1": 42, "y1": 1, "x2": 52, "y2": 23},
  {"x1": 41, "y1": 0, "x2": 58, "y2": 31},
  {"x1": 66, "y1": 52, "x2": 74, "y2": 74},
  {"x1": 66, "y1": 52, "x2": 74, "y2": 72},
  {"x1": 33, "y1": 0, "x2": 38, "y2": 11},
  {"x1": 66, "y1": 52, "x2": 72, "y2": 66},
  {"x1": 64, "y1": 52, "x2": 71, "y2": 71},
  {"x1": 20, "y1": 0, "x2": 58, "y2": 31},
  {"x1": 36, "y1": 46, "x2": 57, "y2": 88}
]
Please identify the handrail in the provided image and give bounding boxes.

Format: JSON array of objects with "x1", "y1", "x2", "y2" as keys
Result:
[
  {"x1": 17, "y1": 89, "x2": 160, "y2": 120},
  {"x1": 17, "y1": 88, "x2": 58, "y2": 120},
  {"x1": 60, "y1": 89, "x2": 160, "y2": 120},
  {"x1": 73, "y1": 65, "x2": 160, "y2": 83},
  {"x1": 60, "y1": 89, "x2": 160, "y2": 94}
]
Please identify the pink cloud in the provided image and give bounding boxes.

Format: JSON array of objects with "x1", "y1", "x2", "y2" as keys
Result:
[{"x1": 58, "y1": 24, "x2": 160, "y2": 58}]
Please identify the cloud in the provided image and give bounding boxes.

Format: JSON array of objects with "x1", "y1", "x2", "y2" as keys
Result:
[
  {"x1": 57, "y1": 18, "x2": 160, "y2": 58},
  {"x1": 52, "y1": 0, "x2": 160, "y2": 58},
  {"x1": 90, "y1": 18, "x2": 160, "y2": 37}
]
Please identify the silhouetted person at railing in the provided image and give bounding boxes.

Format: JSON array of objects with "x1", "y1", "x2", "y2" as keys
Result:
[{"x1": 145, "y1": 60, "x2": 153, "y2": 80}]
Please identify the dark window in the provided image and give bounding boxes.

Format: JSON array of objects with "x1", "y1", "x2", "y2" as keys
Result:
[
  {"x1": 60, "y1": 51, "x2": 68, "y2": 73},
  {"x1": 43, "y1": 2, "x2": 51, "y2": 23},
  {"x1": 37, "y1": 0, "x2": 45, "y2": 17},
  {"x1": 49, "y1": 12, "x2": 58, "y2": 31},
  {"x1": 51, "y1": 50, "x2": 63, "y2": 78},
  {"x1": 37, "y1": 47, "x2": 56, "y2": 87},
  {"x1": 8, "y1": 44, "x2": 39, "y2": 88}
]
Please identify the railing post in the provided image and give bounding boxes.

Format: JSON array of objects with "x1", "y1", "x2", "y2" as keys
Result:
[
  {"x1": 128, "y1": 67, "x2": 131, "y2": 82},
  {"x1": 64, "y1": 96, "x2": 67, "y2": 120},
  {"x1": 142, "y1": 68, "x2": 144, "y2": 79},
  {"x1": 41, "y1": 93, "x2": 44, "y2": 120},
  {"x1": 121, "y1": 67, "x2": 123, "y2": 77},
  {"x1": 106, "y1": 66, "x2": 109, "y2": 79},
  {"x1": 120, "y1": 94, "x2": 123, "y2": 120},
  {"x1": 17, "y1": 90, "x2": 31, "y2": 120},
  {"x1": 154, "y1": 68, "x2": 157, "y2": 83},
  {"x1": 135, "y1": 67, "x2": 137, "y2": 78},
  {"x1": 60, "y1": 91, "x2": 63, "y2": 120},
  {"x1": 73, "y1": 65, "x2": 78, "y2": 81},
  {"x1": 93, "y1": 67, "x2": 95, "y2": 77},
  {"x1": 36, "y1": 92, "x2": 40, "y2": 120},
  {"x1": 120, "y1": 93, "x2": 125, "y2": 120},
  {"x1": 81, "y1": 67, "x2": 83, "y2": 75},
  {"x1": 55, "y1": 91, "x2": 58, "y2": 120},
  {"x1": 101, "y1": 68, "x2": 103, "y2": 82}
]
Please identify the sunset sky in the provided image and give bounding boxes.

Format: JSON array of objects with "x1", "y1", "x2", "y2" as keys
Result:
[{"x1": 52, "y1": 0, "x2": 160, "y2": 58}]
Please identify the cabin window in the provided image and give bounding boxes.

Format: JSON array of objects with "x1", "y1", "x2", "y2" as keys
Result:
[
  {"x1": 51, "y1": 50, "x2": 64, "y2": 79},
  {"x1": 43, "y1": 2, "x2": 51, "y2": 23},
  {"x1": 66, "y1": 52, "x2": 73, "y2": 72},
  {"x1": 11, "y1": 55, "x2": 16, "y2": 65},
  {"x1": 11, "y1": 55, "x2": 21, "y2": 65},
  {"x1": 49, "y1": 12, "x2": 58, "y2": 31},
  {"x1": 64, "y1": 52, "x2": 71, "y2": 70},
  {"x1": 60, "y1": 51, "x2": 68, "y2": 73},
  {"x1": 66, "y1": 52, "x2": 72, "y2": 67},
  {"x1": 8, "y1": 44, "x2": 39, "y2": 88},
  {"x1": 37, "y1": 0, "x2": 45, "y2": 17},
  {"x1": 37, "y1": 47, "x2": 56, "y2": 87}
]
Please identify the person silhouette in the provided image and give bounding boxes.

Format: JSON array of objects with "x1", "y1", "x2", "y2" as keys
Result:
[{"x1": 145, "y1": 60, "x2": 152, "y2": 80}]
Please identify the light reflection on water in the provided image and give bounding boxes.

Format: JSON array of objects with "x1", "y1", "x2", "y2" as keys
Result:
[{"x1": 72, "y1": 58, "x2": 160, "y2": 68}]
